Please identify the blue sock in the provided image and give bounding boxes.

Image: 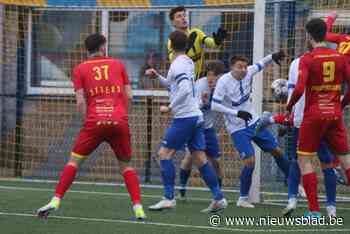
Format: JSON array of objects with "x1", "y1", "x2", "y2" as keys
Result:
[
  {"x1": 199, "y1": 162, "x2": 223, "y2": 201},
  {"x1": 288, "y1": 160, "x2": 300, "y2": 199},
  {"x1": 218, "y1": 177, "x2": 222, "y2": 188},
  {"x1": 274, "y1": 155, "x2": 290, "y2": 178},
  {"x1": 323, "y1": 168, "x2": 336, "y2": 206},
  {"x1": 179, "y1": 168, "x2": 191, "y2": 189},
  {"x1": 160, "y1": 159, "x2": 175, "y2": 200},
  {"x1": 240, "y1": 165, "x2": 254, "y2": 197}
]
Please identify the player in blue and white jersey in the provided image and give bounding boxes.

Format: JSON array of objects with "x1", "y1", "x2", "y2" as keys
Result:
[
  {"x1": 146, "y1": 31, "x2": 227, "y2": 212},
  {"x1": 178, "y1": 61, "x2": 225, "y2": 201},
  {"x1": 211, "y1": 53, "x2": 290, "y2": 208}
]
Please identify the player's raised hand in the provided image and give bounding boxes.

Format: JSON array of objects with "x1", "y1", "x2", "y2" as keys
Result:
[
  {"x1": 212, "y1": 27, "x2": 227, "y2": 45},
  {"x1": 272, "y1": 50, "x2": 286, "y2": 65},
  {"x1": 145, "y1": 68, "x2": 159, "y2": 78},
  {"x1": 327, "y1": 11, "x2": 338, "y2": 20},
  {"x1": 160, "y1": 105, "x2": 170, "y2": 113}
]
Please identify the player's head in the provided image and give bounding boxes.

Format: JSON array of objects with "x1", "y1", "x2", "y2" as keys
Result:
[
  {"x1": 230, "y1": 55, "x2": 249, "y2": 80},
  {"x1": 169, "y1": 6, "x2": 188, "y2": 30},
  {"x1": 305, "y1": 18, "x2": 327, "y2": 43},
  {"x1": 206, "y1": 60, "x2": 225, "y2": 90},
  {"x1": 169, "y1": 31, "x2": 187, "y2": 53},
  {"x1": 84, "y1": 33, "x2": 107, "y2": 55}
]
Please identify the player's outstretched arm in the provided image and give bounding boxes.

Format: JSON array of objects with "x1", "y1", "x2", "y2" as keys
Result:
[
  {"x1": 145, "y1": 68, "x2": 170, "y2": 88},
  {"x1": 248, "y1": 51, "x2": 285, "y2": 76},
  {"x1": 326, "y1": 11, "x2": 338, "y2": 32},
  {"x1": 325, "y1": 11, "x2": 345, "y2": 44},
  {"x1": 211, "y1": 100, "x2": 237, "y2": 116},
  {"x1": 194, "y1": 27, "x2": 227, "y2": 49}
]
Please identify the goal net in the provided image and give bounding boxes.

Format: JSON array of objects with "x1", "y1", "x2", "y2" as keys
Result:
[{"x1": 0, "y1": 0, "x2": 348, "y2": 200}]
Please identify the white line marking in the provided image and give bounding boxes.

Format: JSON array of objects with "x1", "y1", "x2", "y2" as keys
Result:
[
  {"x1": 0, "y1": 185, "x2": 212, "y2": 201},
  {"x1": 0, "y1": 211, "x2": 349, "y2": 233},
  {"x1": 1, "y1": 185, "x2": 350, "y2": 211},
  {"x1": 263, "y1": 202, "x2": 350, "y2": 211},
  {"x1": 1, "y1": 178, "x2": 349, "y2": 200}
]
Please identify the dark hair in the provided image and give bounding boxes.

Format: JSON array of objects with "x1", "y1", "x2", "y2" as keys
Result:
[
  {"x1": 206, "y1": 61, "x2": 225, "y2": 76},
  {"x1": 169, "y1": 6, "x2": 186, "y2": 21},
  {"x1": 230, "y1": 55, "x2": 249, "y2": 66},
  {"x1": 84, "y1": 33, "x2": 106, "y2": 54},
  {"x1": 169, "y1": 31, "x2": 187, "y2": 52},
  {"x1": 305, "y1": 18, "x2": 327, "y2": 42}
]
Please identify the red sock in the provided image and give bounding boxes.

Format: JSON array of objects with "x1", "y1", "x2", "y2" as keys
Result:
[
  {"x1": 123, "y1": 169, "x2": 141, "y2": 205},
  {"x1": 346, "y1": 168, "x2": 350, "y2": 186},
  {"x1": 55, "y1": 164, "x2": 77, "y2": 198},
  {"x1": 302, "y1": 172, "x2": 320, "y2": 212}
]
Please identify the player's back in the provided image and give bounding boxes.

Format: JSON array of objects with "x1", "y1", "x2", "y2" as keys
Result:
[
  {"x1": 301, "y1": 47, "x2": 347, "y2": 119},
  {"x1": 72, "y1": 56, "x2": 129, "y2": 122},
  {"x1": 168, "y1": 55, "x2": 202, "y2": 118}
]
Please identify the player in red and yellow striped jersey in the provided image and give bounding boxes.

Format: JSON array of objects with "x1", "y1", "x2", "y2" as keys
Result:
[{"x1": 37, "y1": 34, "x2": 145, "y2": 220}]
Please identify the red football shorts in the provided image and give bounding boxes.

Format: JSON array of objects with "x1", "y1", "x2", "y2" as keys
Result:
[
  {"x1": 298, "y1": 117, "x2": 349, "y2": 156},
  {"x1": 71, "y1": 119, "x2": 132, "y2": 161}
]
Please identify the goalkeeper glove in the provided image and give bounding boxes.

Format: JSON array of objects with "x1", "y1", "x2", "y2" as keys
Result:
[
  {"x1": 272, "y1": 50, "x2": 286, "y2": 65},
  {"x1": 186, "y1": 31, "x2": 197, "y2": 53},
  {"x1": 212, "y1": 27, "x2": 227, "y2": 46}
]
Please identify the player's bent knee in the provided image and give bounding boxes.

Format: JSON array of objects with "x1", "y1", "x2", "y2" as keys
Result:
[
  {"x1": 69, "y1": 153, "x2": 86, "y2": 168},
  {"x1": 297, "y1": 155, "x2": 314, "y2": 174},
  {"x1": 180, "y1": 153, "x2": 193, "y2": 170},
  {"x1": 118, "y1": 158, "x2": 132, "y2": 172},
  {"x1": 192, "y1": 151, "x2": 208, "y2": 167},
  {"x1": 121, "y1": 166, "x2": 135, "y2": 175},
  {"x1": 158, "y1": 147, "x2": 175, "y2": 160}
]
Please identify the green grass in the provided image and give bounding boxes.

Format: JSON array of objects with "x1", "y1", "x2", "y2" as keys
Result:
[{"x1": 0, "y1": 180, "x2": 349, "y2": 234}]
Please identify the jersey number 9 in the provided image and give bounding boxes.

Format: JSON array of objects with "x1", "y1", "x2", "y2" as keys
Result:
[{"x1": 322, "y1": 61, "x2": 335, "y2": 83}]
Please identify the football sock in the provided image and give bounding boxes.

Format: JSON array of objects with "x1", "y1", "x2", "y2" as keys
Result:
[
  {"x1": 123, "y1": 168, "x2": 141, "y2": 205},
  {"x1": 302, "y1": 172, "x2": 320, "y2": 212},
  {"x1": 322, "y1": 168, "x2": 336, "y2": 206},
  {"x1": 288, "y1": 160, "x2": 300, "y2": 199},
  {"x1": 179, "y1": 168, "x2": 191, "y2": 189},
  {"x1": 273, "y1": 155, "x2": 290, "y2": 178},
  {"x1": 160, "y1": 159, "x2": 175, "y2": 200},
  {"x1": 199, "y1": 162, "x2": 223, "y2": 201},
  {"x1": 55, "y1": 164, "x2": 77, "y2": 199},
  {"x1": 240, "y1": 165, "x2": 254, "y2": 197}
]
